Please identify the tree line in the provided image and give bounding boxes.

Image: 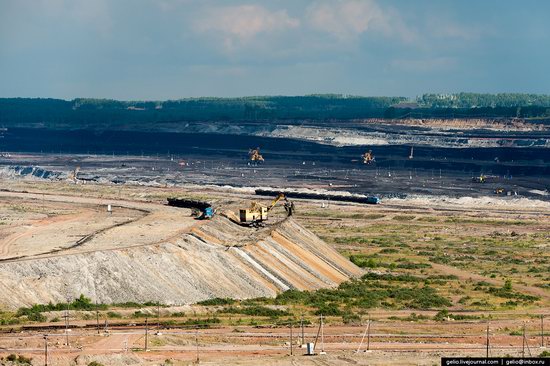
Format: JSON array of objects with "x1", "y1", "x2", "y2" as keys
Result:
[{"x1": 1, "y1": 94, "x2": 549, "y2": 129}]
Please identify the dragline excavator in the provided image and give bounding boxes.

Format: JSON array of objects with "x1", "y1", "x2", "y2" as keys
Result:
[
  {"x1": 239, "y1": 193, "x2": 294, "y2": 225},
  {"x1": 362, "y1": 150, "x2": 375, "y2": 164},
  {"x1": 249, "y1": 147, "x2": 264, "y2": 162}
]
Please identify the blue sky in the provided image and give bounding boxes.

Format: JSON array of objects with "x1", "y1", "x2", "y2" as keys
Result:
[{"x1": 1, "y1": 0, "x2": 549, "y2": 100}]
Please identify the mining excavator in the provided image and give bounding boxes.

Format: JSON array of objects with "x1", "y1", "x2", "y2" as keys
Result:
[
  {"x1": 249, "y1": 147, "x2": 264, "y2": 162},
  {"x1": 362, "y1": 150, "x2": 375, "y2": 164},
  {"x1": 239, "y1": 193, "x2": 294, "y2": 225},
  {"x1": 472, "y1": 174, "x2": 486, "y2": 183}
]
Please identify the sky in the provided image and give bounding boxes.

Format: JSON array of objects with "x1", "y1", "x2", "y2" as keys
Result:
[{"x1": 1, "y1": 0, "x2": 550, "y2": 100}]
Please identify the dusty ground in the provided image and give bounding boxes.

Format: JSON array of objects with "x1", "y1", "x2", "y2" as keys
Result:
[{"x1": 0, "y1": 178, "x2": 548, "y2": 365}]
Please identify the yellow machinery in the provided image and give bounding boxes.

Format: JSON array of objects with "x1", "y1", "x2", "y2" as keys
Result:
[
  {"x1": 362, "y1": 150, "x2": 375, "y2": 164},
  {"x1": 239, "y1": 193, "x2": 293, "y2": 224},
  {"x1": 494, "y1": 188, "x2": 505, "y2": 194},
  {"x1": 249, "y1": 147, "x2": 264, "y2": 162},
  {"x1": 239, "y1": 202, "x2": 269, "y2": 223},
  {"x1": 472, "y1": 174, "x2": 486, "y2": 183}
]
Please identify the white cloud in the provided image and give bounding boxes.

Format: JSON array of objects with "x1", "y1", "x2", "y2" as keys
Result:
[
  {"x1": 194, "y1": 5, "x2": 300, "y2": 51},
  {"x1": 306, "y1": 0, "x2": 416, "y2": 42}
]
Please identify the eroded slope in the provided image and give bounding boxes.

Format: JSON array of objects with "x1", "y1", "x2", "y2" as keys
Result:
[{"x1": 0, "y1": 211, "x2": 361, "y2": 309}]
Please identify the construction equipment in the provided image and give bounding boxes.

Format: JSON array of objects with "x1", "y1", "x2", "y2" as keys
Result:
[
  {"x1": 239, "y1": 193, "x2": 294, "y2": 224},
  {"x1": 366, "y1": 196, "x2": 381, "y2": 204},
  {"x1": 494, "y1": 188, "x2": 505, "y2": 195},
  {"x1": 167, "y1": 198, "x2": 214, "y2": 220},
  {"x1": 472, "y1": 174, "x2": 486, "y2": 183},
  {"x1": 194, "y1": 206, "x2": 214, "y2": 220},
  {"x1": 239, "y1": 201, "x2": 268, "y2": 223},
  {"x1": 249, "y1": 147, "x2": 264, "y2": 162},
  {"x1": 68, "y1": 166, "x2": 80, "y2": 183},
  {"x1": 362, "y1": 150, "x2": 375, "y2": 164}
]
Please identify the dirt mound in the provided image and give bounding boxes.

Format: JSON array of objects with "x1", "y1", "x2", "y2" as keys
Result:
[{"x1": 0, "y1": 216, "x2": 361, "y2": 309}]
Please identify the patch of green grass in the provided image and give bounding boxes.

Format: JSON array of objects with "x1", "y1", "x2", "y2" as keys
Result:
[
  {"x1": 16, "y1": 295, "x2": 108, "y2": 320},
  {"x1": 219, "y1": 306, "x2": 290, "y2": 317},
  {"x1": 197, "y1": 298, "x2": 236, "y2": 306},
  {"x1": 392, "y1": 215, "x2": 416, "y2": 221},
  {"x1": 268, "y1": 278, "x2": 452, "y2": 311},
  {"x1": 388, "y1": 313, "x2": 431, "y2": 322}
]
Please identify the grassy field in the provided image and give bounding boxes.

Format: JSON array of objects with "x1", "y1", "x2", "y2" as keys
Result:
[{"x1": 1, "y1": 180, "x2": 548, "y2": 329}]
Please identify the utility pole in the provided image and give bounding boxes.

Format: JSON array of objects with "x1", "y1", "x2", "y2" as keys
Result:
[
  {"x1": 542, "y1": 315, "x2": 545, "y2": 348},
  {"x1": 523, "y1": 322, "x2": 532, "y2": 357},
  {"x1": 357, "y1": 323, "x2": 367, "y2": 353},
  {"x1": 195, "y1": 326, "x2": 200, "y2": 363},
  {"x1": 301, "y1": 314, "x2": 305, "y2": 346},
  {"x1": 145, "y1": 317, "x2": 149, "y2": 352},
  {"x1": 96, "y1": 299, "x2": 100, "y2": 335},
  {"x1": 157, "y1": 301, "x2": 161, "y2": 334},
  {"x1": 486, "y1": 322, "x2": 490, "y2": 358},
  {"x1": 522, "y1": 323, "x2": 525, "y2": 357},
  {"x1": 43, "y1": 335, "x2": 48, "y2": 366},
  {"x1": 290, "y1": 321, "x2": 293, "y2": 356},
  {"x1": 313, "y1": 315, "x2": 322, "y2": 353},
  {"x1": 65, "y1": 300, "x2": 70, "y2": 347},
  {"x1": 366, "y1": 317, "x2": 371, "y2": 351},
  {"x1": 320, "y1": 314, "x2": 325, "y2": 354}
]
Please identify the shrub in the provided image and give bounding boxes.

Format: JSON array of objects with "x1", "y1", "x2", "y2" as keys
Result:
[
  {"x1": 342, "y1": 310, "x2": 361, "y2": 324},
  {"x1": 219, "y1": 306, "x2": 290, "y2": 317},
  {"x1": 182, "y1": 317, "x2": 221, "y2": 328},
  {"x1": 17, "y1": 355, "x2": 32, "y2": 365},
  {"x1": 362, "y1": 272, "x2": 421, "y2": 283},
  {"x1": 27, "y1": 311, "x2": 46, "y2": 322},
  {"x1": 197, "y1": 298, "x2": 236, "y2": 306},
  {"x1": 314, "y1": 303, "x2": 341, "y2": 316}
]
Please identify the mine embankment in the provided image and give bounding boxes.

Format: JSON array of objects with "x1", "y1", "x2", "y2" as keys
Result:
[{"x1": 0, "y1": 193, "x2": 361, "y2": 309}]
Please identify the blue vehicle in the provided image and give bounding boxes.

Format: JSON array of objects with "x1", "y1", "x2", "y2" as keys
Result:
[
  {"x1": 366, "y1": 196, "x2": 381, "y2": 204},
  {"x1": 199, "y1": 206, "x2": 214, "y2": 219}
]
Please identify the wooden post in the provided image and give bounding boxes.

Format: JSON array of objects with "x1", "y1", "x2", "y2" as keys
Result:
[
  {"x1": 195, "y1": 326, "x2": 200, "y2": 363},
  {"x1": 367, "y1": 317, "x2": 371, "y2": 351},
  {"x1": 320, "y1": 314, "x2": 325, "y2": 354},
  {"x1": 145, "y1": 317, "x2": 149, "y2": 351},
  {"x1": 301, "y1": 315, "x2": 305, "y2": 345},
  {"x1": 486, "y1": 323, "x2": 489, "y2": 358},
  {"x1": 65, "y1": 301, "x2": 70, "y2": 347},
  {"x1": 44, "y1": 335, "x2": 48, "y2": 366},
  {"x1": 290, "y1": 321, "x2": 293, "y2": 356},
  {"x1": 157, "y1": 302, "x2": 161, "y2": 331},
  {"x1": 542, "y1": 315, "x2": 545, "y2": 348},
  {"x1": 96, "y1": 299, "x2": 100, "y2": 335}
]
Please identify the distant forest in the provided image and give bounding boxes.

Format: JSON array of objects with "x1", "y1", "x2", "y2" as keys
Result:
[{"x1": 1, "y1": 93, "x2": 550, "y2": 128}]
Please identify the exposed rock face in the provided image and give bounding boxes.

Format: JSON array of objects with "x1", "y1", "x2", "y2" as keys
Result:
[{"x1": 0, "y1": 216, "x2": 361, "y2": 309}]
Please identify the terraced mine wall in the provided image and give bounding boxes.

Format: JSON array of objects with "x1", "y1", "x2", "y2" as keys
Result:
[
  {"x1": 0, "y1": 216, "x2": 362, "y2": 309},
  {"x1": 2, "y1": 128, "x2": 549, "y2": 176}
]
